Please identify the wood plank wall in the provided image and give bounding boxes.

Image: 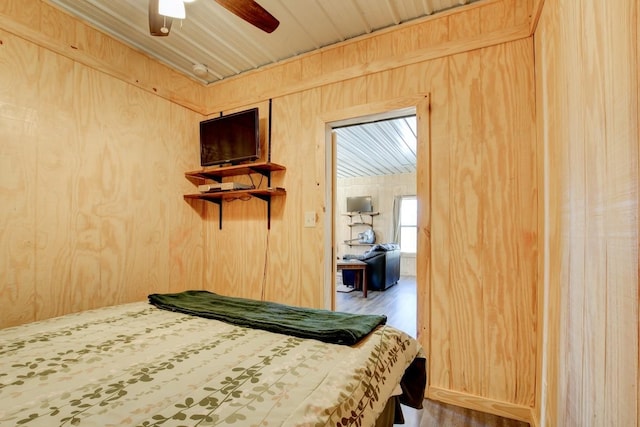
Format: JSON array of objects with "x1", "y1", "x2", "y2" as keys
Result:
[
  {"x1": 199, "y1": 0, "x2": 538, "y2": 421},
  {"x1": 0, "y1": 0, "x2": 542, "y2": 422},
  {"x1": 535, "y1": 1, "x2": 639, "y2": 426},
  {"x1": 202, "y1": 0, "x2": 532, "y2": 115},
  {"x1": 0, "y1": 0, "x2": 205, "y2": 113},
  {"x1": 335, "y1": 173, "x2": 417, "y2": 259},
  {"x1": 428, "y1": 38, "x2": 536, "y2": 421},
  {"x1": 0, "y1": 0, "x2": 206, "y2": 327}
]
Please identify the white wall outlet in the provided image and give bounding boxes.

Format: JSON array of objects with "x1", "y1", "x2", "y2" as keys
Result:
[{"x1": 304, "y1": 211, "x2": 316, "y2": 227}]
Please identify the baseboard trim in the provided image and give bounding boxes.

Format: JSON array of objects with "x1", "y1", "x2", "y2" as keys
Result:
[
  {"x1": 426, "y1": 386, "x2": 534, "y2": 425},
  {"x1": 529, "y1": 410, "x2": 540, "y2": 427}
]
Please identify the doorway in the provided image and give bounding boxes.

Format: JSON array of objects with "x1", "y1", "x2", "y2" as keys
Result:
[{"x1": 329, "y1": 110, "x2": 418, "y2": 337}]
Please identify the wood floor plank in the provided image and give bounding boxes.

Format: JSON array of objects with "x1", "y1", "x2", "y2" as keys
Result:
[{"x1": 336, "y1": 275, "x2": 417, "y2": 337}]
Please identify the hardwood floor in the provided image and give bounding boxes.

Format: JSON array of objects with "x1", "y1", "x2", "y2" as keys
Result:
[
  {"x1": 335, "y1": 276, "x2": 530, "y2": 427},
  {"x1": 403, "y1": 400, "x2": 530, "y2": 427},
  {"x1": 336, "y1": 275, "x2": 417, "y2": 337}
]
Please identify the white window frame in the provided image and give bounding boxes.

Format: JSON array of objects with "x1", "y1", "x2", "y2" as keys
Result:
[{"x1": 398, "y1": 196, "x2": 417, "y2": 254}]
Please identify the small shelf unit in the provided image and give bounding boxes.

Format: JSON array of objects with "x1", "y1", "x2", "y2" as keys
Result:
[
  {"x1": 184, "y1": 162, "x2": 286, "y2": 229},
  {"x1": 342, "y1": 212, "x2": 379, "y2": 246}
]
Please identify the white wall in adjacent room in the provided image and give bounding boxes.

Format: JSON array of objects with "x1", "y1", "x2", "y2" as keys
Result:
[{"x1": 336, "y1": 172, "x2": 416, "y2": 276}]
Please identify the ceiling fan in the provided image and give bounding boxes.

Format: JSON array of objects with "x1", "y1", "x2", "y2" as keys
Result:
[{"x1": 149, "y1": 0, "x2": 279, "y2": 37}]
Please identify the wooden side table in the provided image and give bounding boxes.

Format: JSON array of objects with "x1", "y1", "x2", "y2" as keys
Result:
[{"x1": 336, "y1": 259, "x2": 368, "y2": 298}]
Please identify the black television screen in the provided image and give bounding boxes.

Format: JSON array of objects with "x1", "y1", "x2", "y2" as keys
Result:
[
  {"x1": 200, "y1": 108, "x2": 260, "y2": 167},
  {"x1": 347, "y1": 196, "x2": 373, "y2": 213}
]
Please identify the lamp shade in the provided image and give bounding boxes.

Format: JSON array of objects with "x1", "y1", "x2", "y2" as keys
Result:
[{"x1": 158, "y1": 0, "x2": 185, "y2": 19}]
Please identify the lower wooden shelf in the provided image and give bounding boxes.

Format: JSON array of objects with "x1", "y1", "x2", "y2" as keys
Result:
[
  {"x1": 183, "y1": 187, "x2": 286, "y2": 202},
  {"x1": 183, "y1": 162, "x2": 286, "y2": 229},
  {"x1": 184, "y1": 187, "x2": 286, "y2": 229}
]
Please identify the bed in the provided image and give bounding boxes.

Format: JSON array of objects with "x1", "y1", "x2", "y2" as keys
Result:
[{"x1": 0, "y1": 290, "x2": 425, "y2": 426}]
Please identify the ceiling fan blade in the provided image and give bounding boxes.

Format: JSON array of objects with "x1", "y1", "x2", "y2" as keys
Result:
[
  {"x1": 214, "y1": 0, "x2": 279, "y2": 33},
  {"x1": 149, "y1": 0, "x2": 173, "y2": 37}
]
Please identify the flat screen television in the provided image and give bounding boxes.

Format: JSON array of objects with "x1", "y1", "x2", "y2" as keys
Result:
[
  {"x1": 347, "y1": 196, "x2": 373, "y2": 213},
  {"x1": 200, "y1": 108, "x2": 260, "y2": 167}
]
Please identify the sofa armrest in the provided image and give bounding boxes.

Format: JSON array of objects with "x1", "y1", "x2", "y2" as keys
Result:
[{"x1": 384, "y1": 250, "x2": 401, "y2": 287}]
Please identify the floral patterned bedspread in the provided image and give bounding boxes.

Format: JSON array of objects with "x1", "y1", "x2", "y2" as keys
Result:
[{"x1": 0, "y1": 302, "x2": 423, "y2": 426}]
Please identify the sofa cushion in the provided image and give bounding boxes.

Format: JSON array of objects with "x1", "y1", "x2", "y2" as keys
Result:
[
  {"x1": 366, "y1": 243, "x2": 400, "y2": 254},
  {"x1": 343, "y1": 243, "x2": 400, "y2": 261}
]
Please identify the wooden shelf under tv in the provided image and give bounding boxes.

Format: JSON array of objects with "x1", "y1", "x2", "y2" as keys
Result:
[
  {"x1": 342, "y1": 212, "x2": 379, "y2": 227},
  {"x1": 183, "y1": 162, "x2": 286, "y2": 229},
  {"x1": 185, "y1": 162, "x2": 285, "y2": 182},
  {"x1": 341, "y1": 212, "x2": 380, "y2": 217}
]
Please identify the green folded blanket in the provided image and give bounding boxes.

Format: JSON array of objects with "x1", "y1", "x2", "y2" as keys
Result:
[{"x1": 148, "y1": 290, "x2": 386, "y2": 345}]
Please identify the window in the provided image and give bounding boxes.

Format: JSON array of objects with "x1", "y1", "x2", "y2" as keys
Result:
[{"x1": 399, "y1": 196, "x2": 417, "y2": 253}]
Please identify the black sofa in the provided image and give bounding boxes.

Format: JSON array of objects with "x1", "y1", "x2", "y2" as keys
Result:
[{"x1": 342, "y1": 243, "x2": 401, "y2": 291}]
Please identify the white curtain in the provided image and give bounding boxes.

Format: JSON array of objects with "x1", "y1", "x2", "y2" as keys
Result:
[{"x1": 392, "y1": 195, "x2": 402, "y2": 244}]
